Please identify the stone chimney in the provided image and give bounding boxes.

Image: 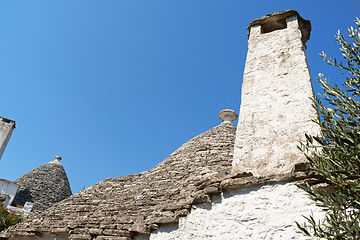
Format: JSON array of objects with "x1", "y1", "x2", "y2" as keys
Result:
[
  {"x1": 0, "y1": 117, "x2": 15, "y2": 161},
  {"x1": 232, "y1": 10, "x2": 320, "y2": 176}
]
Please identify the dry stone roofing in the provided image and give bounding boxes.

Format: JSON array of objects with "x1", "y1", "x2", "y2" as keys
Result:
[
  {"x1": 2, "y1": 121, "x2": 237, "y2": 239},
  {"x1": 0, "y1": 9, "x2": 323, "y2": 240},
  {"x1": 1, "y1": 120, "x2": 319, "y2": 240},
  {"x1": 12, "y1": 159, "x2": 72, "y2": 213}
]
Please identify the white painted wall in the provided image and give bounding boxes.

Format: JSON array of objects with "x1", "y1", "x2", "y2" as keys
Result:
[
  {"x1": 7, "y1": 202, "x2": 33, "y2": 217},
  {"x1": 144, "y1": 182, "x2": 323, "y2": 240},
  {"x1": 0, "y1": 179, "x2": 19, "y2": 207}
]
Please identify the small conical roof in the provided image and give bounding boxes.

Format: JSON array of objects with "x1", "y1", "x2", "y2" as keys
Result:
[{"x1": 13, "y1": 158, "x2": 72, "y2": 213}]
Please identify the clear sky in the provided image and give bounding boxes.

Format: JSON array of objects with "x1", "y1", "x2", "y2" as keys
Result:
[{"x1": 0, "y1": 1, "x2": 359, "y2": 193}]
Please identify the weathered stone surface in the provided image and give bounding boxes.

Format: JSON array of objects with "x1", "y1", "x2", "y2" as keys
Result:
[
  {"x1": 102, "y1": 229, "x2": 133, "y2": 237},
  {"x1": 247, "y1": 9, "x2": 311, "y2": 45},
  {"x1": 69, "y1": 233, "x2": 92, "y2": 239},
  {"x1": 147, "y1": 182, "x2": 324, "y2": 240},
  {"x1": 1, "y1": 10, "x2": 325, "y2": 240},
  {"x1": 0, "y1": 116, "x2": 15, "y2": 161},
  {"x1": 233, "y1": 10, "x2": 320, "y2": 176},
  {"x1": 3, "y1": 121, "x2": 237, "y2": 239},
  {"x1": 2, "y1": 119, "x2": 322, "y2": 240},
  {"x1": 95, "y1": 236, "x2": 131, "y2": 240},
  {"x1": 12, "y1": 159, "x2": 72, "y2": 213}
]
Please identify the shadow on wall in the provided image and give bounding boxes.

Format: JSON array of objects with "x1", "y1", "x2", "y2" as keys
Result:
[{"x1": 12, "y1": 189, "x2": 33, "y2": 207}]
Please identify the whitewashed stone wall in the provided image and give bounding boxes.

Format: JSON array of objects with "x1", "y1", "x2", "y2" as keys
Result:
[
  {"x1": 0, "y1": 179, "x2": 18, "y2": 207},
  {"x1": 143, "y1": 182, "x2": 323, "y2": 240},
  {"x1": 0, "y1": 117, "x2": 15, "y2": 160},
  {"x1": 233, "y1": 14, "x2": 320, "y2": 176}
]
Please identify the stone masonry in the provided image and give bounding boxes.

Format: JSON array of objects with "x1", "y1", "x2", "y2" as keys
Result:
[
  {"x1": 13, "y1": 158, "x2": 72, "y2": 213},
  {"x1": 233, "y1": 10, "x2": 321, "y2": 176},
  {"x1": 0, "y1": 117, "x2": 15, "y2": 161},
  {"x1": 0, "y1": 10, "x2": 325, "y2": 240},
  {"x1": 1, "y1": 121, "x2": 239, "y2": 239},
  {"x1": 0, "y1": 117, "x2": 321, "y2": 240},
  {"x1": 146, "y1": 182, "x2": 323, "y2": 240}
]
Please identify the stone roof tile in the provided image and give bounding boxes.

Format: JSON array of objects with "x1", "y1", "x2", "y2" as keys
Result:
[
  {"x1": 3, "y1": 121, "x2": 236, "y2": 239},
  {"x1": 12, "y1": 159, "x2": 72, "y2": 213}
]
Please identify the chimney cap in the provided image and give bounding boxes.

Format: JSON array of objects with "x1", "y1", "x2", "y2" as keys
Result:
[
  {"x1": 55, "y1": 156, "x2": 62, "y2": 161},
  {"x1": 0, "y1": 116, "x2": 16, "y2": 128},
  {"x1": 219, "y1": 109, "x2": 238, "y2": 122},
  {"x1": 247, "y1": 9, "x2": 311, "y2": 45}
]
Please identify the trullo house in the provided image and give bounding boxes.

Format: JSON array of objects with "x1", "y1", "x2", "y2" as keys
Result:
[{"x1": 0, "y1": 9, "x2": 325, "y2": 240}]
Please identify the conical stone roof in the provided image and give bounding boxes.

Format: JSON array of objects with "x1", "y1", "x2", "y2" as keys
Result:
[
  {"x1": 3, "y1": 121, "x2": 236, "y2": 239},
  {"x1": 12, "y1": 159, "x2": 72, "y2": 213}
]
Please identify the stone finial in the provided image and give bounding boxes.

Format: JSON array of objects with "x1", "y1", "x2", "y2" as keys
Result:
[
  {"x1": 55, "y1": 156, "x2": 62, "y2": 161},
  {"x1": 219, "y1": 109, "x2": 238, "y2": 122}
]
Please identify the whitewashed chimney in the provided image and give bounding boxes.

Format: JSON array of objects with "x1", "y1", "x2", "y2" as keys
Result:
[
  {"x1": 233, "y1": 10, "x2": 320, "y2": 176},
  {"x1": 0, "y1": 117, "x2": 15, "y2": 161}
]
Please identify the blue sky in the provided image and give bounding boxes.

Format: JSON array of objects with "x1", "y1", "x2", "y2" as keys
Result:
[{"x1": 0, "y1": 1, "x2": 359, "y2": 193}]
